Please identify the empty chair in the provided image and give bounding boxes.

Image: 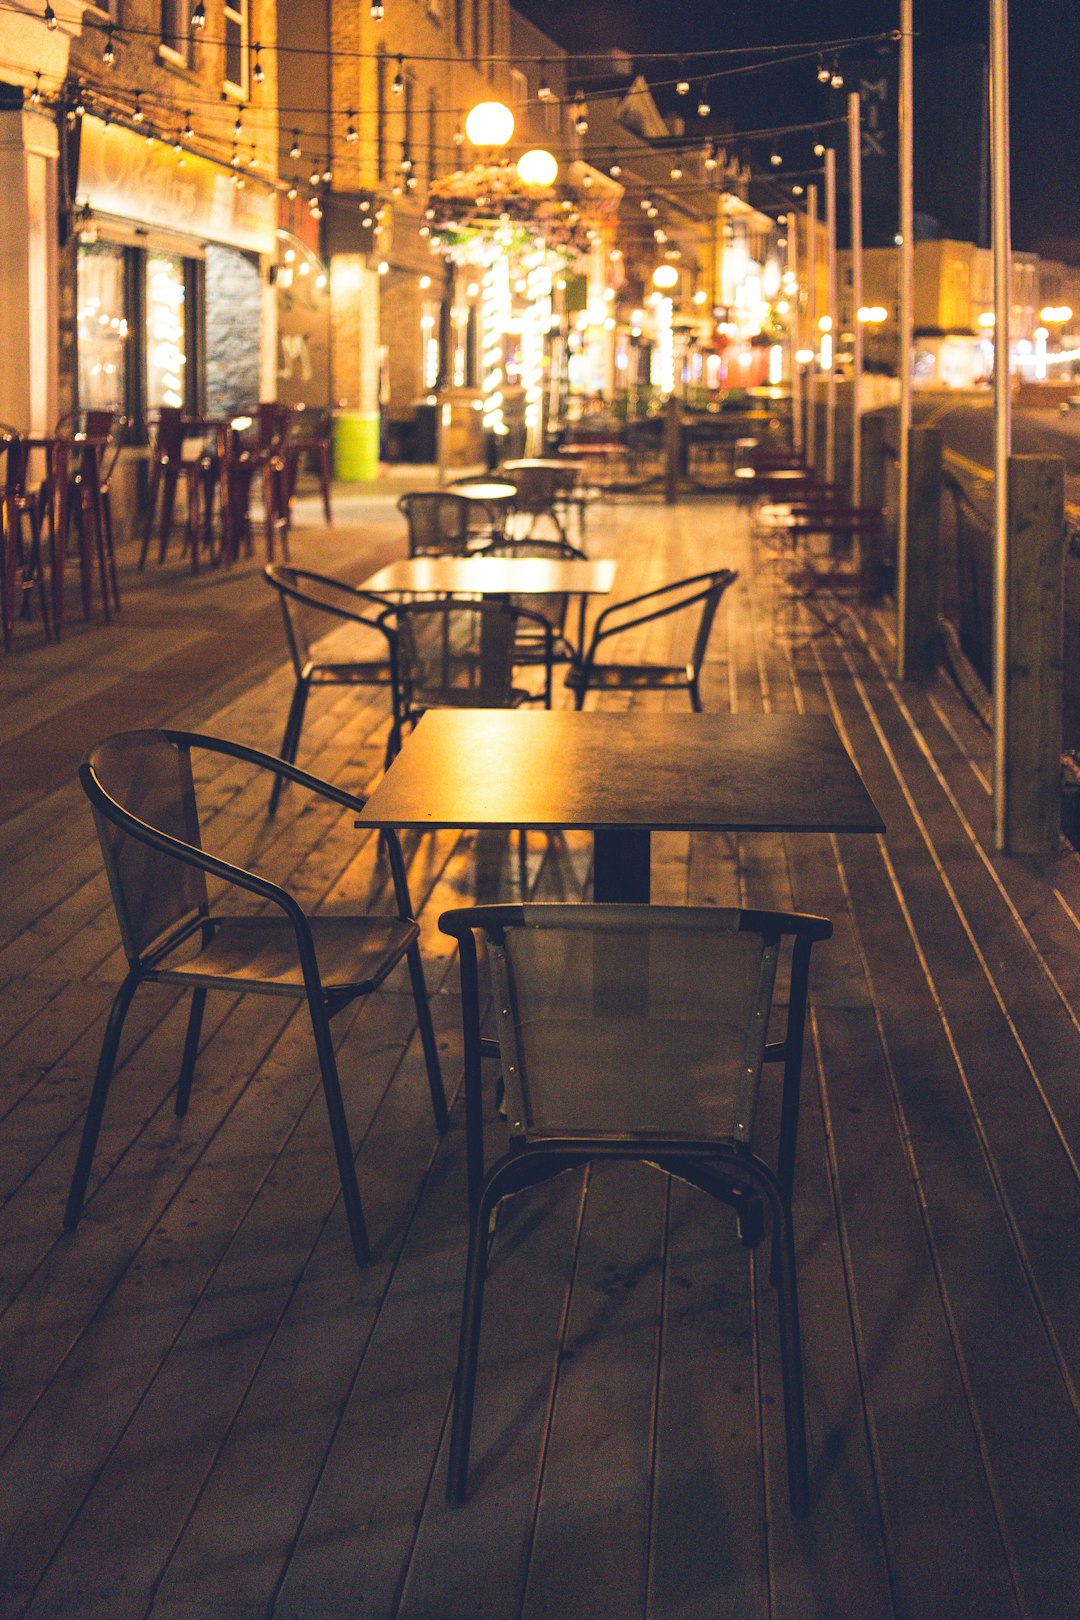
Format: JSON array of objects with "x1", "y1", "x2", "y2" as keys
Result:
[
  {"x1": 0, "y1": 426, "x2": 52, "y2": 649},
  {"x1": 264, "y1": 563, "x2": 397, "y2": 808},
  {"x1": 139, "y1": 406, "x2": 213, "y2": 572},
  {"x1": 566, "y1": 567, "x2": 737, "y2": 710},
  {"x1": 497, "y1": 461, "x2": 577, "y2": 544},
  {"x1": 285, "y1": 404, "x2": 333, "y2": 525},
  {"x1": 397, "y1": 491, "x2": 475, "y2": 557},
  {"x1": 470, "y1": 534, "x2": 585, "y2": 664},
  {"x1": 387, "y1": 598, "x2": 554, "y2": 747},
  {"x1": 438, "y1": 901, "x2": 832, "y2": 1514},
  {"x1": 66, "y1": 729, "x2": 448, "y2": 1268}
]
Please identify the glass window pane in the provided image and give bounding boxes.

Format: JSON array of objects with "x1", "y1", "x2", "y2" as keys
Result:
[
  {"x1": 78, "y1": 242, "x2": 128, "y2": 411},
  {"x1": 145, "y1": 254, "x2": 188, "y2": 411},
  {"x1": 225, "y1": 15, "x2": 242, "y2": 88}
]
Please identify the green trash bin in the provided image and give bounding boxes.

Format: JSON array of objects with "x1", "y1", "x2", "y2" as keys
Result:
[{"x1": 332, "y1": 411, "x2": 380, "y2": 482}]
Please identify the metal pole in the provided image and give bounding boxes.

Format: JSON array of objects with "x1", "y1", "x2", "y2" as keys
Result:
[
  {"x1": 990, "y1": 0, "x2": 1012, "y2": 849},
  {"x1": 835, "y1": 148, "x2": 841, "y2": 482},
  {"x1": 896, "y1": 0, "x2": 914, "y2": 677},
  {"x1": 849, "y1": 91, "x2": 864, "y2": 509},
  {"x1": 789, "y1": 207, "x2": 802, "y2": 453},
  {"x1": 806, "y1": 182, "x2": 818, "y2": 472}
]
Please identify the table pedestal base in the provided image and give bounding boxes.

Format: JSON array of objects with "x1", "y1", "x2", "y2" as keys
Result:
[{"x1": 593, "y1": 828, "x2": 651, "y2": 903}]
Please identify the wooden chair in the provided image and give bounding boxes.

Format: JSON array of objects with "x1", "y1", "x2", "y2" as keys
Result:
[
  {"x1": 566, "y1": 568, "x2": 738, "y2": 710},
  {"x1": 0, "y1": 427, "x2": 52, "y2": 649},
  {"x1": 66, "y1": 729, "x2": 449, "y2": 1269},
  {"x1": 438, "y1": 901, "x2": 832, "y2": 1514}
]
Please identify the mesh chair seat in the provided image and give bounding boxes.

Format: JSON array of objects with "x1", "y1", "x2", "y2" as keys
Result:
[{"x1": 153, "y1": 913, "x2": 419, "y2": 998}]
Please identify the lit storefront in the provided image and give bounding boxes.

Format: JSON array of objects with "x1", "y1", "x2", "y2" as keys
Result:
[{"x1": 73, "y1": 114, "x2": 277, "y2": 428}]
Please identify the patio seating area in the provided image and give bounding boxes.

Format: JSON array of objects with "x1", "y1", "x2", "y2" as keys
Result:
[{"x1": 1, "y1": 485, "x2": 1079, "y2": 1617}]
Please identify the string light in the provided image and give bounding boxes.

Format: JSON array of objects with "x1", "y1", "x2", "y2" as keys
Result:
[
  {"x1": 289, "y1": 129, "x2": 301, "y2": 159},
  {"x1": 252, "y1": 44, "x2": 265, "y2": 86},
  {"x1": 392, "y1": 55, "x2": 404, "y2": 95},
  {"x1": 572, "y1": 89, "x2": 588, "y2": 134},
  {"x1": 370, "y1": 0, "x2": 384, "y2": 18},
  {"x1": 132, "y1": 91, "x2": 143, "y2": 123},
  {"x1": 703, "y1": 140, "x2": 718, "y2": 171},
  {"x1": 669, "y1": 161, "x2": 683, "y2": 179},
  {"x1": 697, "y1": 84, "x2": 711, "y2": 117},
  {"x1": 675, "y1": 65, "x2": 690, "y2": 96},
  {"x1": 830, "y1": 57, "x2": 844, "y2": 89},
  {"x1": 813, "y1": 140, "x2": 825, "y2": 156},
  {"x1": 44, "y1": 3, "x2": 57, "y2": 29},
  {"x1": 102, "y1": 26, "x2": 116, "y2": 66},
  {"x1": 817, "y1": 54, "x2": 830, "y2": 83},
  {"x1": 537, "y1": 62, "x2": 554, "y2": 102},
  {"x1": 192, "y1": 0, "x2": 206, "y2": 29},
  {"x1": 322, "y1": 161, "x2": 332, "y2": 182},
  {"x1": 29, "y1": 72, "x2": 41, "y2": 105},
  {"x1": 74, "y1": 85, "x2": 86, "y2": 116},
  {"x1": 609, "y1": 162, "x2": 621, "y2": 177},
  {"x1": 346, "y1": 108, "x2": 358, "y2": 143},
  {"x1": 770, "y1": 147, "x2": 782, "y2": 166},
  {"x1": 183, "y1": 109, "x2": 194, "y2": 139}
]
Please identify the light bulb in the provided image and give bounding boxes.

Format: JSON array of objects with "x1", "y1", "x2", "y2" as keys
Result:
[
  {"x1": 103, "y1": 27, "x2": 116, "y2": 66},
  {"x1": 253, "y1": 48, "x2": 265, "y2": 86},
  {"x1": 676, "y1": 77, "x2": 689, "y2": 96},
  {"x1": 192, "y1": 0, "x2": 205, "y2": 28},
  {"x1": 290, "y1": 131, "x2": 300, "y2": 159},
  {"x1": 44, "y1": 3, "x2": 57, "y2": 29}
]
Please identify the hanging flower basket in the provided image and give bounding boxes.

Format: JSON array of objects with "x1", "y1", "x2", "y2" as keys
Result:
[{"x1": 424, "y1": 163, "x2": 592, "y2": 263}]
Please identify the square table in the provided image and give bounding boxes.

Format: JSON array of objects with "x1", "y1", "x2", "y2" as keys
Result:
[
  {"x1": 356, "y1": 708, "x2": 884, "y2": 902},
  {"x1": 359, "y1": 555, "x2": 618, "y2": 659}
]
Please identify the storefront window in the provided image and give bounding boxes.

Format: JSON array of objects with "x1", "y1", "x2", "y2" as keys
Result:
[
  {"x1": 145, "y1": 254, "x2": 188, "y2": 411},
  {"x1": 77, "y1": 242, "x2": 128, "y2": 411}
]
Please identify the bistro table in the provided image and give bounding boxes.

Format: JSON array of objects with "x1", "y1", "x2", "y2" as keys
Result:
[
  {"x1": 356, "y1": 708, "x2": 884, "y2": 902},
  {"x1": 444, "y1": 479, "x2": 519, "y2": 538},
  {"x1": 359, "y1": 554, "x2": 617, "y2": 658}
]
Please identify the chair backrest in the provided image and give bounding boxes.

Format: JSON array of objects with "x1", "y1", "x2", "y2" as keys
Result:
[
  {"x1": 150, "y1": 405, "x2": 186, "y2": 463},
  {"x1": 397, "y1": 491, "x2": 473, "y2": 556},
  {"x1": 263, "y1": 563, "x2": 393, "y2": 677},
  {"x1": 495, "y1": 464, "x2": 561, "y2": 516},
  {"x1": 442, "y1": 903, "x2": 831, "y2": 1145},
  {"x1": 0, "y1": 426, "x2": 32, "y2": 497},
  {"x1": 392, "y1": 598, "x2": 520, "y2": 710},
  {"x1": 591, "y1": 569, "x2": 737, "y2": 676},
  {"x1": 288, "y1": 404, "x2": 331, "y2": 448},
  {"x1": 81, "y1": 732, "x2": 209, "y2": 966}
]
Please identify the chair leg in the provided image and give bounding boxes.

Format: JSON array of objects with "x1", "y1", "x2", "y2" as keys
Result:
[
  {"x1": 158, "y1": 467, "x2": 180, "y2": 565},
  {"x1": 307, "y1": 996, "x2": 370, "y2": 1267},
  {"x1": 447, "y1": 1183, "x2": 498, "y2": 1504},
  {"x1": 64, "y1": 973, "x2": 140, "y2": 1231},
  {"x1": 268, "y1": 679, "x2": 310, "y2": 815},
  {"x1": 404, "y1": 939, "x2": 448, "y2": 1133},
  {"x1": 689, "y1": 679, "x2": 703, "y2": 712},
  {"x1": 318, "y1": 446, "x2": 332, "y2": 524},
  {"x1": 175, "y1": 988, "x2": 207, "y2": 1116},
  {"x1": 748, "y1": 1158, "x2": 809, "y2": 1517},
  {"x1": 139, "y1": 460, "x2": 161, "y2": 568}
]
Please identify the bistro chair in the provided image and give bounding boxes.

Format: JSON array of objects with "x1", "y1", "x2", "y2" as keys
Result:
[
  {"x1": 0, "y1": 426, "x2": 52, "y2": 649},
  {"x1": 497, "y1": 461, "x2": 578, "y2": 545},
  {"x1": 470, "y1": 534, "x2": 586, "y2": 665},
  {"x1": 139, "y1": 406, "x2": 215, "y2": 573},
  {"x1": 566, "y1": 567, "x2": 737, "y2": 710},
  {"x1": 65, "y1": 729, "x2": 449, "y2": 1269},
  {"x1": 285, "y1": 404, "x2": 333, "y2": 526},
  {"x1": 438, "y1": 901, "x2": 832, "y2": 1515},
  {"x1": 386, "y1": 597, "x2": 555, "y2": 747},
  {"x1": 264, "y1": 563, "x2": 397, "y2": 809},
  {"x1": 397, "y1": 491, "x2": 475, "y2": 557}
]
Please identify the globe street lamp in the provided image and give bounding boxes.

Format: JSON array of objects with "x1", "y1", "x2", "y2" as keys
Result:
[{"x1": 464, "y1": 100, "x2": 515, "y2": 149}]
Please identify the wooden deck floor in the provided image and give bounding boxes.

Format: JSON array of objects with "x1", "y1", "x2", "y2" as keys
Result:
[{"x1": 1, "y1": 491, "x2": 1079, "y2": 1619}]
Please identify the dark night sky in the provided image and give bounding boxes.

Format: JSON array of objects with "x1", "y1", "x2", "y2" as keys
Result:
[{"x1": 514, "y1": 0, "x2": 1080, "y2": 254}]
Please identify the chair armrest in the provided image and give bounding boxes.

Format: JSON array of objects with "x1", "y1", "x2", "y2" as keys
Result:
[{"x1": 161, "y1": 728, "x2": 369, "y2": 813}]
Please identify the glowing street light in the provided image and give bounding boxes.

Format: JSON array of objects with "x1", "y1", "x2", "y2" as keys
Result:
[
  {"x1": 652, "y1": 264, "x2": 679, "y2": 290},
  {"x1": 516, "y1": 148, "x2": 558, "y2": 186},
  {"x1": 465, "y1": 100, "x2": 515, "y2": 148}
]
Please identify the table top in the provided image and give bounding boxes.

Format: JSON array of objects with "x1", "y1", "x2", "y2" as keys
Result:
[
  {"x1": 356, "y1": 709, "x2": 885, "y2": 835},
  {"x1": 445, "y1": 480, "x2": 518, "y2": 502},
  {"x1": 360, "y1": 555, "x2": 617, "y2": 597}
]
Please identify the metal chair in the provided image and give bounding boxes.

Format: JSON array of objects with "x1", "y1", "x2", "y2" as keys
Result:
[
  {"x1": 497, "y1": 461, "x2": 577, "y2": 544},
  {"x1": 470, "y1": 534, "x2": 585, "y2": 665},
  {"x1": 285, "y1": 404, "x2": 333, "y2": 525},
  {"x1": 264, "y1": 563, "x2": 397, "y2": 809},
  {"x1": 397, "y1": 491, "x2": 475, "y2": 557},
  {"x1": 386, "y1": 597, "x2": 554, "y2": 748},
  {"x1": 438, "y1": 901, "x2": 832, "y2": 1515},
  {"x1": 66, "y1": 729, "x2": 449, "y2": 1268},
  {"x1": 566, "y1": 568, "x2": 737, "y2": 710}
]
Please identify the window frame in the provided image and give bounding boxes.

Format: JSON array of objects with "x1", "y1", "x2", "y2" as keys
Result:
[
  {"x1": 223, "y1": 0, "x2": 249, "y2": 101},
  {"x1": 159, "y1": 0, "x2": 194, "y2": 70}
]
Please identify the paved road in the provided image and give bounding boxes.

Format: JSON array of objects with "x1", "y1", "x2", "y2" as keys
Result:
[{"x1": 904, "y1": 389, "x2": 1080, "y2": 508}]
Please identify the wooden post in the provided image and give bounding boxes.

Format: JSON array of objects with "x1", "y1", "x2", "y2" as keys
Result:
[
  {"x1": 860, "y1": 411, "x2": 887, "y2": 589},
  {"x1": 898, "y1": 425, "x2": 941, "y2": 678},
  {"x1": 1000, "y1": 455, "x2": 1064, "y2": 854},
  {"x1": 664, "y1": 394, "x2": 680, "y2": 505}
]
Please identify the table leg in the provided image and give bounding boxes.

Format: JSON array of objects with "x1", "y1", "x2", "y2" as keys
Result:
[{"x1": 593, "y1": 828, "x2": 651, "y2": 903}]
